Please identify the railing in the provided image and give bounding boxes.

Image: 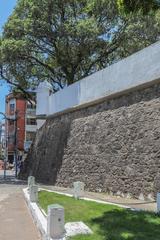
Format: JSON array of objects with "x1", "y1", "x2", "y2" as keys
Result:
[
  {"x1": 26, "y1": 108, "x2": 36, "y2": 116},
  {"x1": 25, "y1": 125, "x2": 37, "y2": 132}
]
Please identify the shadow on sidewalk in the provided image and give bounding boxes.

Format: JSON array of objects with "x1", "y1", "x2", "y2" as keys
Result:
[{"x1": 0, "y1": 172, "x2": 27, "y2": 185}]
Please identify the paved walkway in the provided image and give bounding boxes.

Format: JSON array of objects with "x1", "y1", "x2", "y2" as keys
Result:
[
  {"x1": 0, "y1": 170, "x2": 41, "y2": 240},
  {"x1": 40, "y1": 184, "x2": 157, "y2": 212},
  {"x1": 0, "y1": 168, "x2": 156, "y2": 240}
]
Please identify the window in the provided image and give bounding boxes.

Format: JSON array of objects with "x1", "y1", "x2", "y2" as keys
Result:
[
  {"x1": 8, "y1": 134, "x2": 14, "y2": 144},
  {"x1": 27, "y1": 102, "x2": 36, "y2": 109},
  {"x1": 10, "y1": 103, "x2": 15, "y2": 113},
  {"x1": 26, "y1": 118, "x2": 36, "y2": 125},
  {"x1": 26, "y1": 132, "x2": 35, "y2": 141},
  {"x1": 8, "y1": 119, "x2": 14, "y2": 125}
]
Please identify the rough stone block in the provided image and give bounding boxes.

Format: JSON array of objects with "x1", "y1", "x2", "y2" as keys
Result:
[{"x1": 65, "y1": 222, "x2": 92, "y2": 237}]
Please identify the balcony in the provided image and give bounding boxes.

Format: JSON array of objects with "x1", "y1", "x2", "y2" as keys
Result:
[
  {"x1": 26, "y1": 108, "x2": 36, "y2": 116},
  {"x1": 25, "y1": 125, "x2": 37, "y2": 132},
  {"x1": 6, "y1": 114, "x2": 16, "y2": 120}
]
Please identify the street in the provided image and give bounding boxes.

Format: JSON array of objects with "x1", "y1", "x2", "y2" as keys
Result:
[{"x1": 0, "y1": 170, "x2": 40, "y2": 240}]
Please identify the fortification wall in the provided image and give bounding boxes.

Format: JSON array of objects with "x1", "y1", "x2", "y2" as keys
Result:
[{"x1": 20, "y1": 82, "x2": 160, "y2": 200}]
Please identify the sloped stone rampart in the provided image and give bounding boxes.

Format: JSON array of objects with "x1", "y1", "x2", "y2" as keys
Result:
[{"x1": 20, "y1": 83, "x2": 160, "y2": 199}]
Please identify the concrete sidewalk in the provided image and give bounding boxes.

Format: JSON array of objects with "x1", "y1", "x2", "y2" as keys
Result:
[
  {"x1": 0, "y1": 172, "x2": 41, "y2": 240},
  {"x1": 40, "y1": 185, "x2": 157, "y2": 212}
]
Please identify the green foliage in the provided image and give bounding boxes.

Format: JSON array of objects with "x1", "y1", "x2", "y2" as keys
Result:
[
  {"x1": 1, "y1": 0, "x2": 160, "y2": 92},
  {"x1": 117, "y1": 0, "x2": 160, "y2": 14},
  {"x1": 39, "y1": 191, "x2": 160, "y2": 240}
]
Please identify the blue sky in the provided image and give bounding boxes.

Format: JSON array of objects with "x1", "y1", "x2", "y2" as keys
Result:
[{"x1": 0, "y1": 0, "x2": 17, "y2": 119}]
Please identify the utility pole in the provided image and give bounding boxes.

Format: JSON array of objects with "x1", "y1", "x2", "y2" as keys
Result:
[
  {"x1": 14, "y1": 111, "x2": 18, "y2": 178},
  {"x1": 0, "y1": 113, "x2": 7, "y2": 179},
  {"x1": 4, "y1": 120, "x2": 8, "y2": 179}
]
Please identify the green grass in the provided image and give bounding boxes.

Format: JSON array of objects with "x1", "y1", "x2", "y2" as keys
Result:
[{"x1": 38, "y1": 190, "x2": 160, "y2": 240}]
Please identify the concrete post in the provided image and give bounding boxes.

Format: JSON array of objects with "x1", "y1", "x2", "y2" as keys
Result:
[
  {"x1": 28, "y1": 176, "x2": 35, "y2": 190},
  {"x1": 73, "y1": 181, "x2": 85, "y2": 199},
  {"x1": 29, "y1": 185, "x2": 38, "y2": 203},
  {"x1": 47, "y1": 204, "x2": 65, "y2": 239},
  {"x1": 157, "y1": 193, "x2": 160, "y2": 213}
]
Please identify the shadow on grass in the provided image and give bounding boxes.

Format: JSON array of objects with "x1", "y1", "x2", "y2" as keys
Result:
[{"x1": 91, "y1": 209, "x2": 160, "y2": 240}]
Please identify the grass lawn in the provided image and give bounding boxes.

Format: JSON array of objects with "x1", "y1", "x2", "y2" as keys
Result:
[{"x1": 38, "y1": 190, "x2": 160, "y2": 240}]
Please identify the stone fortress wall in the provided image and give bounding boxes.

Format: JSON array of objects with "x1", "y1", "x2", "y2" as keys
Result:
[{"x1": 20, "y1": 41, "x2": 160, "y2": 200}]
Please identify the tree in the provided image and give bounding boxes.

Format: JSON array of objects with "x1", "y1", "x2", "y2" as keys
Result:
[
  {"x1": 117, "y1": 0, "x2": 160, "y2": 14},
  {"x1": 0, "y1": 37, "x2": 35, "y2": 101},
  {"x1": 1, "y1": 0, "x2": 160, "y2": 93}
]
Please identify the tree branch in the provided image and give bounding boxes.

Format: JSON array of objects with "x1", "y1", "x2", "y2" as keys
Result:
[{"x1": 0, "y1": 66, "x2": 34, "y2": 104}]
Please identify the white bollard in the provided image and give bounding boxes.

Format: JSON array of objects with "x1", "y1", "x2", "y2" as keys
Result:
[
  {"x1": 28, "y1": 176, "x2": 35, "y2": 190},
  {"x1": 157, "y1": 193, "x2": 160, "y2": 213},
  {"x1": 29, "y1": 185, "x2": 38, "y2": 203},
  {"x1": 73, "y1": 181, "x2": 85, "y2": 199},
  {"x1": 47, "y1": 204, "x2": 65, "y2": 239}
]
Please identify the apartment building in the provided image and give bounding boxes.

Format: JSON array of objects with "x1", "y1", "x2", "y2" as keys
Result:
[
  {"x1": 5, "y1": 93, "x2": 37, "y2": 163},
  {"x1": 24, "y1": 101, "x2": 37, "y2": 152}
]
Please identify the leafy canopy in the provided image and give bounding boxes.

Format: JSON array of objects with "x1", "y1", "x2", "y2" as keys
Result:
[
  {"x1": 117, "y1": 0, "x2": 160, "y2": 14},
  {"x1": 1, "y1": 0, "x2": 160, "y2": 93}
]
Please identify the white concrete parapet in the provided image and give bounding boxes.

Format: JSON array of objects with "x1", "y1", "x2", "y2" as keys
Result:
[
  {"x1": 36, "y1": 41, "x2": 160, "y2": 119},
  {"x1": 36, "y1": 80, "x2": 52, "y2": 116},
  {"x1": 73, "y1": 181, "x2": 85, "y2": 199},
  {"x1": 47, "y1": 204, "x2": 65, "y2": 239}
]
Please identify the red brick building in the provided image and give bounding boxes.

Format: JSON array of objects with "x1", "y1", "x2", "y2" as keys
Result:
[{"x1": 5, "y1": 93, "x2": 36, "y2": 163}]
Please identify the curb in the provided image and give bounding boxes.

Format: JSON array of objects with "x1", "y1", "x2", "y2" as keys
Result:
[
  {"x1": 23, "y1": 188, "x2": 65, "y2": 240},
  {"x1": 23, "y1": 188, "x2": 48, "y2": 240},
  {"x1": 39, "y1": 188, "x2": 131, "y2": 210},
  {"x1": 23, "y1": 187, "x2": 137, "y2": 240}
]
